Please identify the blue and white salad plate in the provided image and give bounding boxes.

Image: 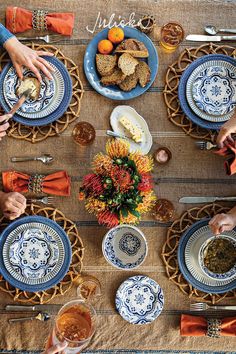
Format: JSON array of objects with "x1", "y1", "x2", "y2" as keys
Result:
[
  {"x1": 178, "y1": 218, "x2": 236, "y2": 293},
  {"x1": 178, "y1": 54, "x2": 236, "y2": 130},
  {"x1": 84, "y1": 27, "x2": 158, "y2": 100},
  {"x1": 0, "y1": 216, "x2": 72, "y2": 292},
  {"x1": 102, "y1": 225, "x2": 148, "y2": 270},
  {"x1": 192, "y1": 64, "x2": 236, "y2": 116},
  {"x1": 115, "y1": 275, "x2": 164, "y2": 324},
  {"x1": 186, "y1": 60, "x2": 235, "y2": 123},
  {"x1": 0, "y1": 56, "x2": 72, "y2": 127}
]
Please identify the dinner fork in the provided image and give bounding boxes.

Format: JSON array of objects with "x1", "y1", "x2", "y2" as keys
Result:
[
  {"x1": 16, "y1": 34, "x2": 70, "y2": 44},
  {"x1": 190, "y1": 302, "x2": 236, "y2": 311},
  {"x1": 195, "y1": 141, "x2": 217, "y2": 150},
  {"x1": 27, "y1": 196, "x2": 54, "y2": 205}
]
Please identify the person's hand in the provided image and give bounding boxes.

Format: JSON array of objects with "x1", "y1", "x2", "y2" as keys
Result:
[
  {"x1": 0, "y1": 114, "x2": 12, "y2": 140},
  {"x1": 3, "y1": 37, "x2": 54, "y2": 82},
  {"x1": 0, "y1": 191, "x2": 26, "y2": 220},
  {"x1": 209, "y1": 213, "x2": 236, "y2": 235},
  {"x1": 216, "y1": 112, "x2": 236, "y2": 148},
  {"x1": 42, "y1": 341, "x2": 68, "y2": 354}
]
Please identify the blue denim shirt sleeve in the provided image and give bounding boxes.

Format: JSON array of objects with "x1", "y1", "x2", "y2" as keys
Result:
[{"x1": 0, "y1": 23, "x2": 14, "y2": 46}]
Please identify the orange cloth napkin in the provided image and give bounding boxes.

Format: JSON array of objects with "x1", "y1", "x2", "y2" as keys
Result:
[
  {"x1": 2, "y1": 170, "x2": 71, "y2": 196},
  {"x1": 214, "y1": 141, "x2": 236, "y2": 176},
  {"x1": 6, "y1": 6, "x2": 74, "y2": 36},
  {"x1": 181, "y1": 314, "x2": 236, "y2": 336}
]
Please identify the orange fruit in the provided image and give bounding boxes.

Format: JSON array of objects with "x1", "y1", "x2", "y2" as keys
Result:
[
  {"x1": 97, "y1": 39, "x2": 113, "y2": 54},
  {"x1": 108, "y1": 27, "x2": 125, "y2": 44}
]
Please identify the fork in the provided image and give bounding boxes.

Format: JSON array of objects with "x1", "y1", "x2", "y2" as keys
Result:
[
  {"x1": 195, "y1": 141, "x2": 217, "y2": 150},
  {"x1": 190, "y1": 302, "x2": 236, "y2": 311},
  {"x1": 16, "y1": 34, "x2": 70, "y2": 44},
  {"x1": 27, "y1": 196, "x2": 54, "y2": 205}
]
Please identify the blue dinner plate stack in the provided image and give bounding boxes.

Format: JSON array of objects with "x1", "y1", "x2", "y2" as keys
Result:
[
  {"x1": 177, "y1": 218, "x2": 236, "y2": 294},
  {"x1": 0, "y1": 56, "x2": 72, "y2": 127},
  {"x1": 178, "y1": 54, "x2": 236, "y2": 130},
  {"x1": 84, "y1": 27, "x2": 158, "y2": 100}
]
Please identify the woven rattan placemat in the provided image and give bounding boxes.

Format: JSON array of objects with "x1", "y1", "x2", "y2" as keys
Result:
[
  {"x1": 161, "y1": 203, "x2": 236, "y2": 304},
  {"x1": 163, "y1": 43, "x2": 236, "y2": 141},
  {"x1": 0, "y1": 43, "x2": 84, "y2": 143},
  {"x1": 0, "y1": 203, "x2": 84, "y2": 304}
]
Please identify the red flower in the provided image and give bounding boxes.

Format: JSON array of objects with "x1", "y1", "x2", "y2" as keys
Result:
[
  {"x1": 82, "y1": 173, "x2": 103, "y2": 196},
  {"x1": 110, "y1": 166, "x2": 132, "y2": 191},
  {"x1": 97, "y1": 210, "x2": 119, "y2": 228},
  {"x1": 138, "y1": 173, "x2": 153, "y2": 192}
]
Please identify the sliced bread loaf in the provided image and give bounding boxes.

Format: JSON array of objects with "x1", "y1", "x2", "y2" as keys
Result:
[
  {"x1": 118, "y1": 53, "x2": 139, "y2": 76},
  {"x1": 96, "y1": 54, "x2": 118, "y2": 76},
  {"x1": 136, "y1": 61, "x2": 151, "y2": 87},
  {"x1": 115, "y1": 38, "x2": 149, "y2": 58},
  {"x1": 100, "y1": 68, "x2": 126, "y2": 86},
  {"x1": 118, "y1": 72, "x2": 138, "y2": 91}
]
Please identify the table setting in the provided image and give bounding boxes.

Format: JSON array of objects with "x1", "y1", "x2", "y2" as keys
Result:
[{"x1": 0, "y1": 0, "x2": 236, "y2": 353}]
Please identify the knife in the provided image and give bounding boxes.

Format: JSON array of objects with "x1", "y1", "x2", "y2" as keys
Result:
[
  {"x1": 0, "y1": 89, "x2": 32, "y2": 125},
  {"x1": 5, "y1": 304, "x2": 62, "y2": 312},
  {"x1": 186, "y1": 34, "x2": 236, "y2": 42},
  {"x1": 179, "y1": 196, "x2": 236, "y2": 204}
]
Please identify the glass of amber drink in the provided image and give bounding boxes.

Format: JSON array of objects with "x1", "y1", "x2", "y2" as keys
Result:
[
  {"x1": 77, "y1": 275, "x2": 101, "y2": 302},
  {"x1": 72, "y1": 121, "x2": 96, "y2": 146},
  {"x1": 51, "y1": 299, "x2": 96, "y2": 353},
  {"x1": 160, "y1": 22, "x2": 184, "y2": 52}
]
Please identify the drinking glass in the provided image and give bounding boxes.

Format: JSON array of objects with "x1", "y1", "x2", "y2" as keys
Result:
[
  {"x1": 49, "y1": 299, "x2": 96, "y2": 353},
  {"x1": 160, "y1": 22, "x2": 184, "y2": 52},
  {"x1": 76, "y1": 275, "x2": 101, "y2": 302},
  {"x1": 72, "y1": 122, "x2": 96, "y2": 146}
]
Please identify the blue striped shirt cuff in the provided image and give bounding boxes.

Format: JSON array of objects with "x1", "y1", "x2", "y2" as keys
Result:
[{"x1": 0, "y1": 23, "x2": 14, "y2": 46}]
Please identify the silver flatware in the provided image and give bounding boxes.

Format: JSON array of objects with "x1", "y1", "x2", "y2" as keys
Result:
[
  {"x1": 205, "y1": 25, "x2": 236, "y2": 35},
  {"x1": 106, "y1": 130, "x2": 141, "y2": 144},
  {"x1": 27, "y1": 196, "x2": 54, "y2": 205},
  {"x1": 190, "y1": 302, "x2": 236, "y2": 311},
  {"x1": 5, "y1": 304, "x2": 62, "y2": 312},
  {"x1": 179, "y1": 196, "x2": 236, "y2": 203},
  {"x1": 8, "y1": 312, "x2": 50, "y2": 323},
  {"x1": 186, "y1": 34, "x2": 236, "y2": 42},
  {"x1": 16, "y1": 34, "x2": 69, "y2": 44},
  {"x1": 195, "y1": 141, "x2": 217, "y2": 150},
  {"x1": 11, "y1": 154, "x2": 53, "y2": 164}
]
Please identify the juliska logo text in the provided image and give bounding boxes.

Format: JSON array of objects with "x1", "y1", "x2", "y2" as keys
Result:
[{"x1": 86, "y1": 12, "x2": 146, "y2": 34}]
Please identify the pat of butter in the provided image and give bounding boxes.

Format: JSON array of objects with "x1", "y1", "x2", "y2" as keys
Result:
[{"x1": 119, "y1": 116, "x2": 142, "y2": 143}]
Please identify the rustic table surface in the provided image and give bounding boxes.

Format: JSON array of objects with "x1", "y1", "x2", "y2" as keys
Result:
[{"x1": 0, "y1": 0, "x2": 236, "y2": 353}]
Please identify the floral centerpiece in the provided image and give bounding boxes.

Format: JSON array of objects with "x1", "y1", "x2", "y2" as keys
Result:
[{"x1": 79, "y1": 139, "x2": 156, "y2": 228}]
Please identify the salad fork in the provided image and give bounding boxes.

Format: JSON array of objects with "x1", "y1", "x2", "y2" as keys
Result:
[
  {"x1": 195, "y1": 141, "x2": 217, "y2": 150},
  {"x1": 16, "y1": 34, "x2": 69, "y2": 44},
  {"x1": 27, "y1": 196, "x2": 54, "y2": 205},
  {"x1": 190, "y1": 302, "x2": 236, "y2": 311},
  {"x1": 11, "y1": 154, "x2": 53, "y2": 164}
]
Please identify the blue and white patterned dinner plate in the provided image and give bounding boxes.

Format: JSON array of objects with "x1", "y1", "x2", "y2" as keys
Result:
[
  {"x1": 192, "y1": 64, "x2": 236, "y2": 116},
  {"x1": 0, "y1": 216, "x2": 72, "y2": 292},
  {"x1": 0, "y1": 56, "x2": 72, "y2": 127},
  {"x1": 84, "y1": 27, "x2": 158, "y2": 100},
  {"x1": 115, "y1": 275, "x2": 164, "y2": 324},
  {"x1": 178, "y1": 54, "x2": 236, "y2": 130},
  {"x1": 186, "y1": 60, "x2": 235, "y2": 123},
  {"x1": 178, "y1": 218, "x2": 236, "y2": 294},
  {"x1": 102, "y1": 225, "x2": 148, "y2": 270}
]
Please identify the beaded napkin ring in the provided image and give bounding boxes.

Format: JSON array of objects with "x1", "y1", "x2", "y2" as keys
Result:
[
  {"x1": 206, "y1": 319, "x2": 222, "y2": 338},
  {"x1": 32, "y1": 9, "x2": 48, "y2": 31},
  {"x1": 28, "y1": 174, "x2": 45, "y2": 194}
]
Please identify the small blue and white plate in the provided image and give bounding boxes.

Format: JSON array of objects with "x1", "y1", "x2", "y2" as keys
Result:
[
  {"x1": 102, "y1": 225, "x2": 148, "y2": 270},
  {"x1": 199, "y1": 235, "x2": 236, "y2": 281},
  {"x1": 84, "y1": 27, "x2": 158, "y2": 100},
  {"x1": 0, "y1": 56, "x2": 72, "y2": 127},
  {"x1": 192, "y1": 64, "x2": 236, "y2": 116},
  {"x1": 115, "y1": 275, "x2": 164, "y2": 324},
  {"x1": 0, "y1": 216, "x2": 72, "y2": 292}
]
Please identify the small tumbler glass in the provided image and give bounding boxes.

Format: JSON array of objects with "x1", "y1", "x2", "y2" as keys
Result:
[
  {"x1": 160, "y1": 22, "x2": 184, "y2": 52},
  {"x1": 72, "y1": 121, "x2": 96, "y2": 146}
]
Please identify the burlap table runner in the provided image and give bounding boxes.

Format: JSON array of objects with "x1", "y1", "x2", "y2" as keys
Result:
[{"x1": 0, "y1": 0, "x2": 236, "y2": 353}]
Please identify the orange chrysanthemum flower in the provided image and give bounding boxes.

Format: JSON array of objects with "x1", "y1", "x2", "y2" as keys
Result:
[
  {"x1": 138, "y1": 173, "x2": 153, "y2": 192},
  {"x1": 92, "y1": 153, "x2": 113, "y2": 175},
  {"x1": 106, "y1": 139, "x2": 129, "y2": 159},
  {"x1": 97, "y1": 210, "x2": 119, "y2": 228},
  {"x1": 119, "y1": 211, "x2": 139, "y2": 225},
  {"x1": 110, "y1": 165, "x2": 132, "y2": 192},
  {"x1": 129, "y1": 153, "x2": 153, "y2": 174},
  {"x1": 82, "y1": 173, "x2": 103, "y2": 195},
  {"x1": 85, "y1": 197, "x2": 106, "y2": 214},
  {"x1": 137, "y1": 191, "x2": 157, "y2": 213}
]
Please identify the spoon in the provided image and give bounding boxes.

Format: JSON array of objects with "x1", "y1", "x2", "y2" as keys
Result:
[
  {"x1": 8, "y1": 312, "x2": 50, "y2": 323},
  {"x1": 205, "y1": 25, "x2": 236, "y2": 35},
  {"x1": 11, "y1": 154, "x2": 54, "y2": 164}
]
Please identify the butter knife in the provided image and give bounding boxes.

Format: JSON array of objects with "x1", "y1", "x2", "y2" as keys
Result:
[
  {"x1": 5, "y1": 304, "x2": 62, "y2": 312},
  {"x1": 179, "y1": 196, "x2": 236, "y2": 204},
  {"x1": 186, "y1": 34, "x2": 236, "y2": 41}
]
